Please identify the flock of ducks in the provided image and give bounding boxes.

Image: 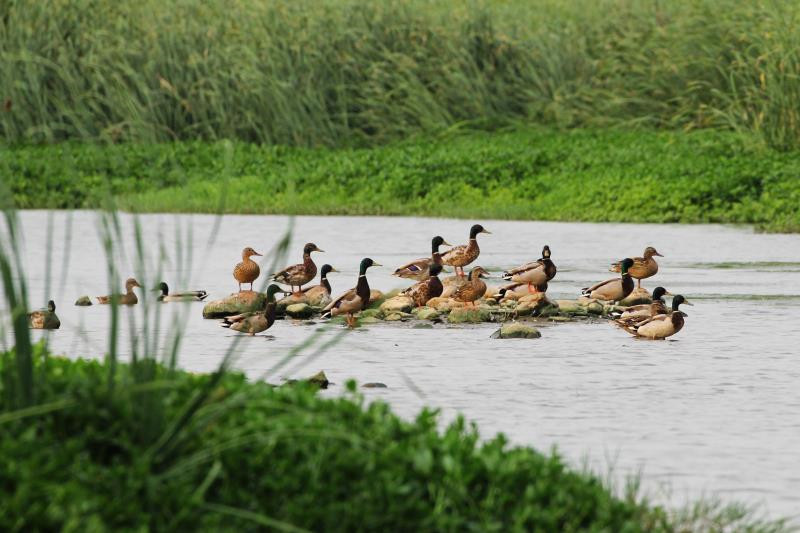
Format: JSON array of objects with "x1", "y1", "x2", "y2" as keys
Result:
[{"x1": 27, "y1": 224, "x2": 692, "y2": 340}]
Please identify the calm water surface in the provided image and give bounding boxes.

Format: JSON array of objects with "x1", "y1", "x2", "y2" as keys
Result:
[{"x1": 7, "y1": 211, "x2": 800, "y2": 521}]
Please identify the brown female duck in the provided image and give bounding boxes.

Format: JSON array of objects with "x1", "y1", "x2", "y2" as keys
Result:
[
  {"x1": 394, "y1": 236, "x2": 451, "y2": 281},
  {"x1": 621, "y1": 295, "x2": 692, "y2": 339},
  {"x1": 451, "y1": 266, "x2": 490, "y2": 306},
  {"x1": 322, "y1": 258, "x2": 381, "y2": 327},
  {"x1": 272, "y1": 243, "x2": 324, "y2": 292},
  {"x1": 440, "y1": 224, "x2": 490, "y2": 277},
  {"x1": 402, "y1": 263, "x2": 444, "y2": 307},
  {"x1": 581, "y1": 258, "x2": 634, "y2": 302},
  {"x1": 97, "y1": 278, "x2": 141, "y2": 305},
  {"x1": 502, "y1": 245, "x2": 557, "y2": 293},
  {"x1": 233, "y1": 247, "x2": 262, "y2": 292},
  {"x1": 222, "y1": 285, "x2": 281, "y2": 336},
  {"x1": 610, "y1": 246, "x2": 662, "y2": 288},
  {"x1": 612, "y1": 286, "x2": 671, "y2": 324}
]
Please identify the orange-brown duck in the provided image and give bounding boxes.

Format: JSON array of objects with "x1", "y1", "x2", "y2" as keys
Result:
[
  {"x1": 440, "y1": 224, "x2": 490, "y2": 277},
  {"x1": 233, "y1": 247, "x2": 262, "y2": 292},
  {"x1": 451, "y1": 266, "x2": 490, "y2": 306},
  {"x1": 402, "y1": 263, "x2": 444, "y2": 307},
  {"x1": 97, "y1": 278, "x2": 141, "y2": 305},
  {"x1": 610, "y1": 246, "x2": 662, "y2": 288}
]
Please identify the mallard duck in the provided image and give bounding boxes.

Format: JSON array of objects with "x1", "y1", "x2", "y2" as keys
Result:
[
  {"x1": 28, "y1": 300, "x2": 60, "y2": 329},
  {"x1": 222, "y1": 284, "x2": 281, "y2": 336},
  {"x1": 581, "y1": 258, "x2": 634, "y2": 302},
  {"x1": 440, "y1": 224, "x2": 490, "y2": 277},
  {"x1": 451, "y1": 266, "x2": 490, "y2": 306},
  {"x1": 621, "y1": 295, "x2": 692, "y2": 339},
  {"x1": 272, "y1": 243, "x2": 324, "y2": 292},
  {"x1": 393, "y1": 236, "x2": 451, "y2": 281},
  {"x1": 322, "y1": 258, "x2": 381, "y2": 327},
  {"x1": 234, "y1": 247, "x2": 262, "y2": 292},
  {"x1": 297, "y1": 264, "x2": 339, "y2": 306},
  {"x1": 610, "y1": 246, "x2": 662, "y2": 288},
  {"x1": 502, "y1": 245, "x2": 557, "y2": 292},
  {"x1": 611, "y1": 286, "x2": 671, "y2": 323},
  {"x1": 154, "y1": 282, "x2": 208, "y2": 302},
  {"x1": 97, "y1": 278, "x2": 141, "y2": 305},
  {"x1": 496, "y1": 280, "x2": 548, "y2": 301},
  {"x1": 401, "y1": 263, "x2": 444, "y2": 307}
]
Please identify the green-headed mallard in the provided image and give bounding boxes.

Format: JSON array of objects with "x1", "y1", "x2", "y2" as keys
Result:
[
  {"x1": 440, "y1": 224, "x2": 490, "y2": 277},
  {"x1": 502, "y1": 245, "x2": 557, "y2": 293},
  {"x1": 581, "y1": 258, "x2": 634, "y2": 302},
  {"x1": 97, "y1": 278, "x2": 141, "y2": 305},
  {"x1": 621, "y1": 294, "x2": 692, "y2": 339},
  {"x1": 233, "y1": 247, "x2": 262, "y2": 292},
  {"x1": 154, "y1": 282, "x2": 208, "y2": 302},
  {"x1": 451, "y1": 266, "x2": 490, "y2": 306},
  {"x1": 297, "y1": 264, "x2": 339, "y2": 306},
  {"x1": 611, "y1": 286, "x2": 671, "y2": 324},
  {"x1": 322, "y1": 258, "x2": 381, "y2": 327},
  {"x1": 401, "y1": 263, "x2": 444, "y2": 307},
  {"x1": 222, "y1": 284, "x2": 281, "y2": 336},
  {"x1": 610, "y1": 246, "x2": 662, "y2": 288},
  {"x1": 393, "y1": 236, "x2": 451, "y2": 281},
  {"x1": 272, "y1": 243, "x2": 324, "y2": 292},
  {"x1": 28, "y1": 300, "x2": 60, "y2": 329}
]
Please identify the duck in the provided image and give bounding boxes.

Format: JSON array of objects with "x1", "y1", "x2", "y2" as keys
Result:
[
  {"x1": 234, "y1": 247, "x2": 262, "y2": 292},
  {"x1": 28, "y1": 300, "x2": 60, "y2": 329},
  {"x1": 620, "y1": 294, "x2": 692, "y2": 339},
  {"x1": 611, "y1": 286, "x2": 671, "y2": 324},
  {"x1": 222, "y1": 284, "x2": 281, "y2": 336},
  {"x1": 440, "y1": 224, "x2": 490, "y2": 277},
  {"x1": 581, "y1": 258, "x2": 634, "y2": 302},
  {"x1": 402, "y1": 263, "x2": 444, "y2": 307},
  {"x1": 451, "y1": 266, "x2": 490, "y2": 306},
  {"x1": 97, "y1": 278, "x2": 141, "y2": 305},
  {"x1": 496, "y1": 280, "x2": 548, "y2": 301},
  {"x1": 502, "y1": 245, "x2": 557, "y2": 293},
  {"x1": 322, "y1": 258, "x2": 381, "y2": 327},
  {"x1": 272, "y1": 243, "x2": 324, "y2": 293},
  {"x1": 393, "y1": 236, "x2": 451, "y2": 281},
  {"x1": 610, "y1": 246, "x2": 663, "y2": 288},
  {"x1": 296, "y1": 264, "x2": 339, "y2": 306},
  {"x1": 154, "y1": 282, "x2": 208, "y2": 302}
]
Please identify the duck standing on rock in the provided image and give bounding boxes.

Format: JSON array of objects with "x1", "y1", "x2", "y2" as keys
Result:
[
  {"x1": 222, "y1": 284, "x2": 281, "y2": 336},
  {"x1": 28, "y1": 300, "x2": 60, "y2": 329},
  {"x1": 394, "y1": 236, "x2": 451, "y2": 281},
  {"x1": 402, "y1": 263, "x2": 444, "y2": 307},
  {"x1": 610, "y1": 246, "x2": 662, "y2": 288},
  {"x1": 272, "y1": 243, "x2": 324, "y2": 293},
  {"x1": 322, "y1": 258, "x2": 381, "y2": 327},
  {"x1": 452, "y1": 266, "x2": 490, "y2": 307},
  {"x1": 295, "y1": 264, "x2": 339, "y2": 306},
  {"x1": 620, "y1": 294, "x2": 692, "y2": 339},
  {"x1": 582, "y1": 258, "x2": 634, "y2": 302},
  {"x1": 440, "y1": 224, "x2": 490, "y2": 277},
  {"x1": 502, "y1": 245, "x2": 557, "y2": 293},
  {"x1": 234, "y1": 247, "x2": 262, "y2": 292},
  {"x1": 97, "y1": 278, "x2": 141, "y2": 305},
  {"x1": 612, "y1": 286, "x2": 671, "y2": 324},
  {"x1": 154, "y1": 282, "x2": 208, "y2": 302}
]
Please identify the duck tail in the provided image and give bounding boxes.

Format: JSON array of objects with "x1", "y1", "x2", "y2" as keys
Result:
[
  {"x1": 580, "y1": 287, "x2": 591, "y2": 297},
  {"x1": 501, "y1": 271, "x2": 512, "y2": 280},
  {"x1": 198, "y1": 291, "x2": 209, "y2": 301}
]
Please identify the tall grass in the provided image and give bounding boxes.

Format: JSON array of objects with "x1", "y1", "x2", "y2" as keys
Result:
[{"x1": 1, "y1": 0, "x2": 800, "y2": 149}]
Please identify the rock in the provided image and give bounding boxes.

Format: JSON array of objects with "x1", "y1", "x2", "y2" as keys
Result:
[
  {"x1": 411, "y1": 323, "x2": 434, "y2": 329},
  {"x1": 359, "y1": 316, "x2": 381, "y2": 325},
  {"x1": 515, "y1": 303, "x2": 535, "y2": 316},
  {"x1": 537, "y1": 303, "x2": 561, "y2": 317},
  {"x1": 481, "y1": 297, "x2": 499, "y2": 306},
  {"x1": 363, "y1": 382, "x2": 388, "y2": 388},
  {"x1": 415, "y1": 307, "x2": 440, "y2": 321},
  {"x1": 285, "y1": 303, "x2": 314, "y2": 319},
  {"x1": 202, "y1": 291, "x2": 266, "y2": 319},
  {"x1": 490, "y1": 323, "x2": 542, "y2": 339},
  {"x1": 383, "y1": 312, "x2": 411, "y2": 322},
  {"x1": 619, "y1": 287, "x2": 652, "y2": 306},
  {"x1": 555, "y1": 300, "x2": 588, "y2": 316},
  {"x1": 426, "y1": 297, "x2": 465, "y2": 312},
  {"x1": 448, "y1": 307, "x2": 492, "y2": 324},
  {"x1": 586, "y1": 302, "x2": 604, "y2": 315},
  {"x1": 74, "y1": 295, "x2": 92, "y2": 306},
  {"x1": 360, "y1": 308, "x2": 382, "y2": 319},
  {"x1": 380, "y1": 295, "x2": 414, "y2": 314},
  {"x1": 548, "y1": 315, "x2": 573, "y2": 322},
  {"x1": 308, "y1": 370, "x2": 329, "y2": 389}
]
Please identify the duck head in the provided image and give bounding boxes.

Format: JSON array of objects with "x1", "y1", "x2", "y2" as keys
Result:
[
  {"x1": 304, "y1": 243, "x2": 324, "y2": 254},
  {"x1": 154, "y1": 281, "x2": 169, "y2": 296},
  {"x1": 541, "y1": 245, "x2": 551, "y2": 259},
  {"x1": 359, "y1": 258, "x2": 382, "y2": 275},
  {"x1": 469, "y1": 224, "x2": 491, "y2": 239},
  {"x1": 644, "y1": 246, "x2": 663, "y2": 258},
  {"x1": 242, "y1": 247, "x2": 262, "y2": 259},
  {"x1": 432, "y1": 235, "x2": 451, "y2": 251},
  {"x1": 125, "y1": 278, "x2": 141, "y2": 291},
  {"x1": 652, "y1": 286, "x2": 672, "y2": 302},
  {"x1": 468, "y1": 266, "x2": 490, "y2": 280},
  {"x1": 320, "y1": 264, "x2": 339, "y2": 278},
  {"x1": 671, "y1": 294, "x2": 692, "y2": 313},
  {"x1": 619, "y1": 258, "x2": 635, "y2": 275},
  {"x1": 266, "y1": 284, "x2": 282, "y2": 302},
  {"x1": 47, "y1": 300, "x2": 56, "y2": 312}
]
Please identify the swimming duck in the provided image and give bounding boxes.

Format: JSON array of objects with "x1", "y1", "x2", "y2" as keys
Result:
[
  {"x1": 581, "y1": 258, "x2": 634, "y2": 302},
  {"x1": 154, "y1": 282, "x2": 208, "y2": 302},
  {"x1": 502, "y1": 245, "x2": 557, "y2": 292},
  {"x1": 222, "y1": 284, "x2": 281, "y2": 336},
  {"x1": 97, "y1": 278, "x2": 141, "y2": 305},
  {"x1": 234, "y1": 247, "x2": 262, "y2": 292},
  {"x1": 322, "y1": 258, "x2": 381, "y2": 327},
  {"x1": 612, "y1": 286, "x2": 671, "y2": 324},
  {"x1": 393, "y1": 236, "x2": 451, "y2": 281},
  {"x1": 451, "y1": 266, "x2": 490, "y2": 306},
  {"x1": 610, "y1": 247, "x2": 662, "y2": 288},
  {"x1": 402, "y1": 263, "x2": 444, "y2": 307},
  {"x1": 621, "y1": 295, "x2": 692, "y2": 339},
  {"x1": 440, "y1": 224, "x2": 490, "y2": 277},
  {"x1": 272, "y1": 243, "x2": 324, "y2": 292},
  {"x1": 297, "y1": 264, "x2": 339, "y2": 306},
  {"x1": 28, "y1": 300, "x2": 60, "y2": 329}
]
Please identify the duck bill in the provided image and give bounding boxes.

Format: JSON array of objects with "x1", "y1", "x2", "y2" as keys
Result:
[
  {"x1": 480, "y1": 229, "x2": 492, "y2": 234},
  {"x1": 371, "y1": 262, "x2": 383, "y2": 267},
  {"x1": 442, "y1": 240, "x2": 452, "y2": 246},
  {"x1": 683, "y1": 300, "x2": 694, "y2": 306},
  {"x1": 654, "y1": 252, "x2": 664, "y2": 257},
  {"x1": 329, "y1": 267, "x2": 340, "y2": 273},
  {"x1": 253, "y1": 251, "x2": 263, "y2": 256},
  {"x1": 315, "y1": 248, "x2": 325, "y2": 253}
]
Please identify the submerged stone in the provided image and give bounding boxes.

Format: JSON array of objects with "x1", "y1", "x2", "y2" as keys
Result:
[
  {"x1": 363, "y1": 382, "x2": 388, "y2": 388},
  {"x1": 359, "y1": 316, "x2": 381, "y2": 325},
  {"x1": 308, "y1": 370, "x2": 329, "y2": 389},
  {"x1": 447, "y1": 307, "x2": 492, "y2": 324},
  {"x1": 285, "y1": 303, "x2": 314, "y2": 319},
  {"x1": 74, "y1": 295, "x2": 92, "y2": 306},
  {"x1": 555, "y1": 300, "x2": 587, "y2": 316},
  {"x1": 414, "y1": 307, "x2": 440, "y2": 320},
  {"x1": 490, "y1": 323, "x2": 542, "y2": 339},
  {"x1": 202, "y1": 291, "x2": 266, "y2": 319}
]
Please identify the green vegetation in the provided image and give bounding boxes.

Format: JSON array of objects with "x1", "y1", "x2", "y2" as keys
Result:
[
  {"x1": 5, "y1": 128, "x2": 800, "y2": 232},
  {"x1": 1, "y1": 0, "x2": 800, "y2": 149}
]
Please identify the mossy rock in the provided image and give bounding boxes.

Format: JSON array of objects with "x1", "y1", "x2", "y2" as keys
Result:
[
  {"x1": 74, "y1": 295, "x2": 92, "y2": 306},
  {"x1": 548, "y1": 315, "x2": 573, "y2": 322},
  {"x1": 380, "y1": 295, "x2": 414, "y2": 314},
  {"x1": 537, "y1": 304, "x2": 561, "y2": 318},
  {"x1": 286, "y1": 303, "x2": 314, "y2": 319},
  {"x1": 362, "y1": 382, "x2": 388, "y2": 388},
  {"x1": 411, "y1": 323, "x2": 434, "y2": 329},
  {"x1": 586, "y1": 302, "x2": 604, "y2": 315},
  {"x1": 383, "y1": 312, "x2": 412, "y2": 322},
  {"x1": 308, "y1": 370, "x2": 329, "y2": 389},
  {"x1": 359, "y1": 316, "x2": 381, "y2": 325},
  {"x1": 426, "y1": 297, "x2": 464, "y2": 313},
  {"x1": 360, "y1": 308, "x2": 382, "y2": 320},
  {"x1": 202, "y1": 291, "x2": 266, "y2": 319},
  {"x1": 415, "y1": 307, "x2": 440, "y2": 321},
  {"x1": 555, "y1": 300, "x2": 588, "y2": 316},
  {"x1": 490, "y1": 323, "x2": 542, "y2": 339},
  {"x1": 447, "y1": 307, "x2": 492, "y2": 324}
]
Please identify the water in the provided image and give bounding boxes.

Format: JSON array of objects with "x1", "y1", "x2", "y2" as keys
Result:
[{"x1": 6, "y1": 210, "x2": 800, "y2": 521}]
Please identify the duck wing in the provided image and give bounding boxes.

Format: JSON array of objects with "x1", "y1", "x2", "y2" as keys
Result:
[{"x1": 393, "y1": 258, "x2": 430, "y2": 279}]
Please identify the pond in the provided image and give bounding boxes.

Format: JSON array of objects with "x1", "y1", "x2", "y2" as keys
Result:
[{"x1": 9, "y1": 210, "x2": 800, "y2": 521}]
